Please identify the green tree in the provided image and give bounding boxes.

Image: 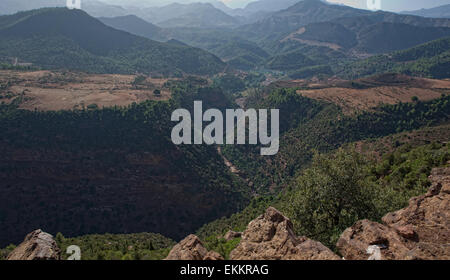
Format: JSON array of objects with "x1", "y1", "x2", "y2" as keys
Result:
[
  {"x1": 285, "y1": 149, "x2": 381, "y2": 248},
  {"x1": 55, "y1": 232, "x2": 65, "y2": 244}
]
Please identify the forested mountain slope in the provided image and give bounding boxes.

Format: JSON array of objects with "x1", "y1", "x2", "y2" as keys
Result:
[{"x1": 0, "y1": 8, "x2": 226, "y2": 76}]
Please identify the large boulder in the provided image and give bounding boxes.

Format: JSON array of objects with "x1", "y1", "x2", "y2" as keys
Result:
[
  {"x1": 7, "y1": 229, "x2": 61, "y2": 260},
  {"x1": 337, "y1": 167, "x2": 450, "y2": 260},
  {"x1": 230, "y1": 207, "x2": 340, "y2": 260},
  {"x1": 337, "y1": 219, "x2": 411, "y2": 260},
  {"x1": 164, "y1": 234, "x2": 224, "y2": 260}
]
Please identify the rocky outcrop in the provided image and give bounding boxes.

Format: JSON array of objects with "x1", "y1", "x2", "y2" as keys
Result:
[
  {"x1": 7, "y1": 230, "x2": 61, "y2": 260},
  {"x1": 224, "y1": 231, "x2": 242, "y2": 241},
  {"x1": 164, "y1": 234, "x2": 224, "y2": 260},
  {"x1": 337, "y1": 167, "x2": 450, "y2": 260},
  {"x1": 337, "y1": 219, "x2": 411, "y2": 260},
  {"x1": 230, "y1": 207, "x2": 340, "y2": 260}
]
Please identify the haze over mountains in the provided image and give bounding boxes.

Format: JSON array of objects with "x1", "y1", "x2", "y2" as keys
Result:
[
  {"x1": 101, "y1": 0, "x2": 305, "y2": 26},
  {"x1": 3, "y1": 0, "x2": 450, "y2": 28},
  {"x1": 0, "y1": 0, "x2": 306, "y2": 21}
]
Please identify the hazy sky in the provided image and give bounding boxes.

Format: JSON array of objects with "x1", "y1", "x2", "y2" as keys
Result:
[{"x1": 103, "y1": 0, "x2": 450, "y2": 11}]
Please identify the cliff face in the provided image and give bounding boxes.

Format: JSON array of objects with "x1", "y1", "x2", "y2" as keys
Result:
[{"x1": 337, "y1": 166, "x2": 450, "y2": 260}]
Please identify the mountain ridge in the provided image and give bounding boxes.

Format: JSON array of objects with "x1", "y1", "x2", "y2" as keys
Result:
[
  {"x1": 98, "y1": 15, "x2": 166, "y2": 41},
  {"x1": 402, "y1": 4, "x2": 450, "y2": 18},
  {"x1": 0, "y1": 8, "x2": 226, "y2": 76}
]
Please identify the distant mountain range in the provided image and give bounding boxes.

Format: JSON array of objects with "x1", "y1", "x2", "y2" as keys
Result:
[
  {"x1": 279, "y1": 14, "x2": 450, "y2": 55},
  {"x1": 96, "y1": 0, "x2": 450, "y2": 73},
  {"x1": 148, "y1": 3, "x2": 239, "y2": 28},
  {"x1": 336, "y1": 37, "x2": 450, "y2": 80},
  {"x1": 226, "y1": 0, "x2": 300, "y2": 18},
  {"x1": 0, "y1": 8, "x2": 225, "y2": 75},
  {"x1": 2, "y1": 0, "x2": 450, "y2": 74},
  {"x1": 0, "y1": 0, "x2": 304, "y2": 27},
  {"x1": 126, "y1": 0, "x2": 307, "y2": 27},
  {"x1": 3, "y1": 0, "x2": 450, "y2": 29},
  {"x1": 98, "y1": 15, "x2": 166, "y2": 41},
  {"x1": 402, "y1": 4, "x2": 450, "y2": 18},
  {"x1": 99, "y1": 14, "x2": 269, "y2": 70},
  {"x1": 239, "y1": 0, "x2": 371, "y2": 38},
  {"x1": 244, "y1": 0, "x2": 300, "y2": 13},
  {"x1": 240, "y1": 0, "x2": 450, "y2": 40}
]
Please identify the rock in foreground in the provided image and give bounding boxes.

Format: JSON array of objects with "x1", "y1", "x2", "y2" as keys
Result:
[
  {"x1": 7, "y1": 229, "x2": 61, "y2": 260},
  {"x1": 337, "y1": 167, "x2": 450, "y2": 260},
  {"x1": 230, "y1": 207, "x2": 340, "y2": 260}
]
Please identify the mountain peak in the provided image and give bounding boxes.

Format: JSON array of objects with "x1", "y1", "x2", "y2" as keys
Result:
[{"x1": 240, "y1": 0, "x2": 369, "y2": 36}]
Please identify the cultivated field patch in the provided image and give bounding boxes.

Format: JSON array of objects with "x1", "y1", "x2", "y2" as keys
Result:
[{"x1": 0, "y1": 70, "x2": 173, "y2": 111}]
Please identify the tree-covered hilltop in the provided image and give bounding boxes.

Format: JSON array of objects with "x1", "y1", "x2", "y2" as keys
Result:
[
  {"x1": 334, "y1": 37, "x2": 450, "y2": 79},
  {"x1": 267, "y1": 36, "x2": 450, "y2": 80},
  {"x1": 0, "y1": 8, "x2": 226, "y2": 76}
]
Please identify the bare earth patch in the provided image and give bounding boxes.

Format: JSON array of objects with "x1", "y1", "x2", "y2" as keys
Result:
[
  {"x1": 297, "y1": 76, "x2": 450, "y2": 114},
  {"x1": 281, "y1": 27, "x2": 343, "y2": 51},
  {"x1": 0, "y1": 70, "x2": 173, "y2": 111}
]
